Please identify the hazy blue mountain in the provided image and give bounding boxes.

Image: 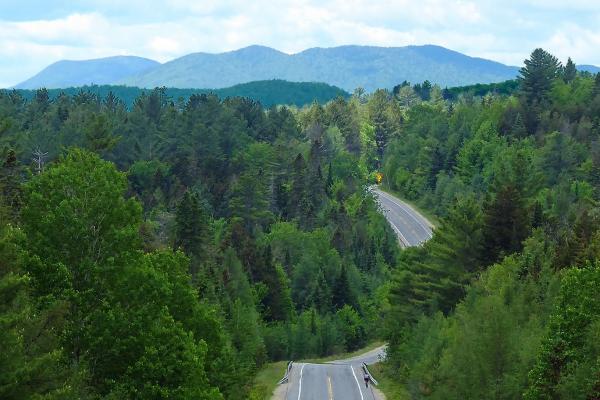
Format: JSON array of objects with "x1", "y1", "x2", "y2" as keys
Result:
[
  {"x1": 14, "y1": 56, "x2": 160, "y2": 89},
  {"x1": 578, "y1": 64, "x2": 600, "y2": 74},
  {"x1": 121, "y1": 45, "x2": 520, "y2": 91}
]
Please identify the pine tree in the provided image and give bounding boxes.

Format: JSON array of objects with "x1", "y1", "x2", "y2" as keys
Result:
[
  {"x1": 519, "y1": 48, "x2": 561, "y2": 104},
  {"x1": 289, "y1": 153, "x2": 310, "y2": 224},
  {"x1": 174, "y1": 191, "x2": 210, "y2": 276},
  {"x1": 482, "y1": 185, "x2": 530, "y2": 265},
  {"x1": 531, "y1": 201, "x2": 544, "y2": 229},
  {"x1": 313, "y1": 269, "x2": 332, "y2": 313},
  {"x1": 512, "y1": 112, "x2": 528, "y2": 137},
  {"x1": 590, "y1": 140, "x2": 600, "y2": 200},
  {"x1": 368, "y1": 89, "x2": 399, "y2": 164},
  {"x1": 562, "y1": 57, "x2": 577, "y2": 83},
  {"x1": 84, "y1": 114, "x2": 120, "y2": 154},
  {"x1": 593, "y1": 73, "x2": 600, "y2": 98},
  {"x1": 0, "y1": 149, "x2": 22, "y2": 222},
  {"x1": 325, "y1": 162, "x2": 334, "y2": 197},
  {"x1": 326, "y1": 97, "x2": 361, "y2": 155},
  {"x1": 332, "y1": 265, "x2": 357, "y2": 310},
  {"x1": 257, "y1": 246, "x2": 293, "y2": 322}
]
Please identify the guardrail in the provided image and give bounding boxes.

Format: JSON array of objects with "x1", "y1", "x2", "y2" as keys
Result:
[
  {"x1": 278, "y1": 361, "x2": 293, "y2": 384},
  {"x1": 362, "y1": 362, "x2": 378, "y2": 386}
]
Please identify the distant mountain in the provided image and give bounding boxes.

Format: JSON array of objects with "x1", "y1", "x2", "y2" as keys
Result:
[
  {"x1": 14, "y1": 56, "x2": 160, "y2": 89},
  {"x1": 120, "y1": 45, "x2": 520, "y2": 91},
  {"x1": 13, "y1": 80, "x2": 349, "y2": 108},
  {"x1": 578, "y1": 65, "x2": 600, "y2": 74}
]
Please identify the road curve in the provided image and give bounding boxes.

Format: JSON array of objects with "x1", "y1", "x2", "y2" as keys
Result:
[
  {"x1": 371, "y1": 187, "x2": 433, "y2": 247},
  {"x1": 283, "y1": 346, "x2": 386, "y2": 400}
]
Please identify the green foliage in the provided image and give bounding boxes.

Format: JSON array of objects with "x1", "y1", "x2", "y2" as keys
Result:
[
  {"x1": 19, "y1": 149, "x2": 224, "y2": 398},
  {"x1": 0, "y1": 81, "x2": 402, "y2": 396},
  {"x1": 519, "y1": 48, "x2": 562, "y2": 104},
  {"x1": 15, "y1": 80, "x2": 349, "y2": 109},
  {"x1": 525, "y1": 263, "x2": 600, "y2": 400},
  {"x1": 563, "y1": 57, "x2": 577, "y2": 83},
  {"x1": 4, "y1": 46, "x2": 599, "y2": 399},
  {"x1": 381, "y1": 48, "x2": 600, "y2": 399},
  {"x1": 443, "y1": 79, "x2": 520, "y2": 100}
]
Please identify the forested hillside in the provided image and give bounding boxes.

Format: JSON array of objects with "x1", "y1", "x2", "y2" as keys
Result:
[
  {"x1": 380, "y1": 50, "x2": 600, "y2": 399},
  {"x1": 119, "y1": 44, "x2": 519, "y2": 91},
  {"x1": 0, "y1": 84, "x2": 396, "y2": 398},
  {"x1": 1, "y1": 47, "x2": 599, "y2": 399},
  {"x1": 14, "y1": 80, "x2": 349, "y2": 108}
]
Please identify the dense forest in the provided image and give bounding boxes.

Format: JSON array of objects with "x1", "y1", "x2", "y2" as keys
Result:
[
  {"x1": 381, "y1": 50, "x2": 600, "y2": 399},
  {"x1": 13, "y1": 80, "x2": 349, "y2": 109},
  {"x1": 1, "y1": 47, "x2": 599, "y2": 400},
  {"x1": 0, "y1": 79, "x2": 396, "y2": 399}
]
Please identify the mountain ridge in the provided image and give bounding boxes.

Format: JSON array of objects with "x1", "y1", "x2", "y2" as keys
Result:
[
  {"x1": 15, "y1": 55, "x2": 160, "y2": 89},
  {"x1": 120, "y1": 44, "x2": 521, "y2": 91},
  {"x1": 12, "y1": 45, "x2": 600, "y2": 92}
]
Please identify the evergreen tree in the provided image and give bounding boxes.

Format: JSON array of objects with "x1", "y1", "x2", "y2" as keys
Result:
[
  {"x1": 257, "y1": 246, "x2": 293, "y2": 322},
  {"x1": 512, "y1": 112, "x2": 528, "y2": 138},
  {"x1": 0, "y1": 149, "x2": 22, "y2": 222},
  {"x1": 593, "y1": 73, "x2": 600, "y2": 98},
  {"x1": 288, "y1": 153, "x2": 309, "y2": 221},
  {"x1": 519, "y1": 48, "x2": 561, "y2": 104},
  {"x1": 313, "y1": 269, "x2": 332, "y2": 313},
  {"x1": 482, "y1": 184, "x2": 530, "y2": 264},
  {"x1": 368, "y1": 89, "x2": 395, "y2": 162},
  {"x1": 562, "y1": 57, "x2": 577, "y2": 83},
  {"x1": 84, "y1": 114, "x2": 119, "y2": 154},
  {"x1": 332, "y1": 265, "x2": 357, "y2": 310},
  {"x1": 175, "y1": 191, "x2": 211, "y2": 277}
]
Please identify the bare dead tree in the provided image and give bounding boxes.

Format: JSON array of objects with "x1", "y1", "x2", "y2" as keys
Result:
[{"x1": 32, "y1": 148, "x2": 48, "y2": 175}]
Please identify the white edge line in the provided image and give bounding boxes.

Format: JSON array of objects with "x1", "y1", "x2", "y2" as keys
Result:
[
  {"x1": 377, "y1": 190, "x2": 433, "y2": 232},
  {"x1": 386, "y1": 214, "x2": 411, "y2": 247},
  {"x1": 375, "y1": 189, "x2": 433, "y2": 238},
  {"x1": 350, "y1": 365, "x2": 365, "y2": 400},
  {"x1": 297, "y1": 363, "x2": 305, "y2": 400}
]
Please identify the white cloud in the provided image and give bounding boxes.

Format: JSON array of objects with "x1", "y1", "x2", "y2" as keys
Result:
[
  {"x1": 0, "y1": 1, "x2": 599, "y2": 87},
  {"x1": 543, "y1": 24, "x2": 600, "y2": 64}
]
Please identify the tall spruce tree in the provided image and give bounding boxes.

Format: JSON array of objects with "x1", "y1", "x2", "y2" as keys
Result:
[
  {"x1": 332, "y1": 265, "x2": 357, "y2": 310},
  {"x1": 593, "y1": 73, "x2": 600, "y2": 98},
  {"x1": 520, "y1": 48, "x2": 562, "y2": 104},
  {"x1": 562, "y1": 57, "x2": 577, "y2": 83},
  {"x1": 175, "y1": 191, "x2": 210, "y2": 263},
  {"x1": 482, "y1": 184, "x2": 530, "y2": 265},
  {"x1": 0, "y1": 149, "x2": 22, "y2": 222}
]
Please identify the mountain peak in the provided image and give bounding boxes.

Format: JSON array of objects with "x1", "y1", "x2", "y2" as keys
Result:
[
  {"x1": 15, "y1": 55, "x2": 160, "y2": 89},
  {"x1": 16, "y1": 44, "x2": 529, "y2": 91}
]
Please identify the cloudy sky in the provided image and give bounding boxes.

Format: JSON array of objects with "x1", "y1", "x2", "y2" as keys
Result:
[{"x1": 1, "y1": 0, "x2": 600, "y2": 87}]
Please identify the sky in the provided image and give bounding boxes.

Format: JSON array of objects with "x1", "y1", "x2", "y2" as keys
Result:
[{"x1": 1, "y1": 0, "x2": 600, "y2": 87}]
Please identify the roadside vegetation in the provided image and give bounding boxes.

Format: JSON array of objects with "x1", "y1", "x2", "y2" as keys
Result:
[
  {"x1": 0, "y1": 47, "x2": 599, "y2": 399},
  {"x1": 0, "y1": 77, "x2": 397, "y2": 398},
  {"x1": 381, "y1": 49, "x2": 600, "y2": 399}
]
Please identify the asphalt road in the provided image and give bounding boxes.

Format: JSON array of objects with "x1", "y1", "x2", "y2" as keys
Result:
[
  {"x1": 284, "y1": 346, "x2": 386, "y2": 400},
  {"x1": 371, "y1": 187, "x2": 433, "y2": 247}
]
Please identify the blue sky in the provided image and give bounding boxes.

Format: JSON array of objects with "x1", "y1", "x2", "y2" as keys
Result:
[{"x1": 1, "y1": 0, "x2": 600, "y2": 87}]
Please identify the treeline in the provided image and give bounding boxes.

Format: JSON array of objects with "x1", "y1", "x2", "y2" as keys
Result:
[
  {"x1": 381, "y1": 49, "x2": 600, "y2": 398},
  {"x1": 2, "y1": 46, "x2": 599, "y2": 399},
  {"x1": 13, "y1": 79, "x2": 349, "y2": 109},
  {"x1": 0, "y1": 89, "x2": 395, "y2": 398}
]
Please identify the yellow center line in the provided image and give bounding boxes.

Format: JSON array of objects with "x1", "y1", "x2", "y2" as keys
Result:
[{"x1": 327, "y1": 375, "x2": 334, "y2": 400}]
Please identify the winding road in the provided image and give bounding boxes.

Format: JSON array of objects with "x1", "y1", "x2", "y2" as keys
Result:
[
  {"x1": 276, "y1": 189, "x2": 431, "y2": 399},
  {"x1": 371, "y1": 187, "x2": 433, "y2": 247},
  {"x1": 282, "y1": 346, "x2": 386, "y2": 400}
]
